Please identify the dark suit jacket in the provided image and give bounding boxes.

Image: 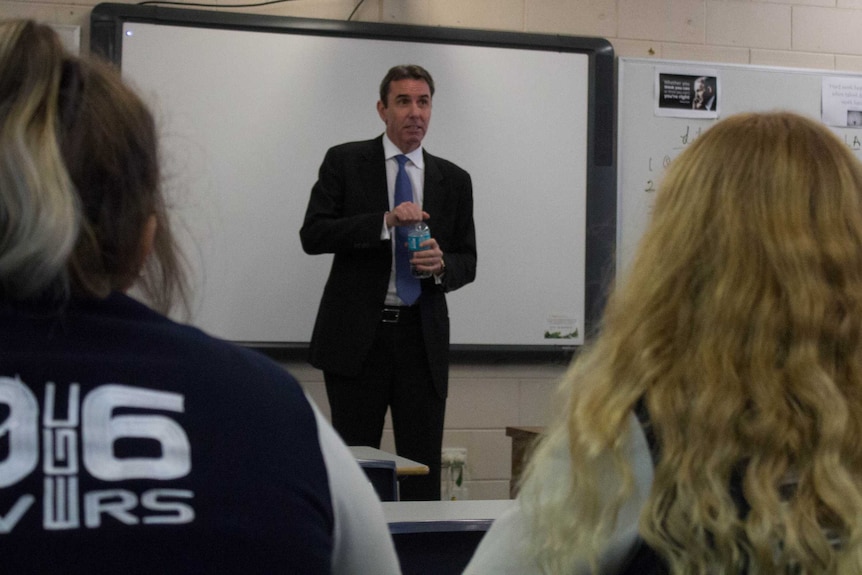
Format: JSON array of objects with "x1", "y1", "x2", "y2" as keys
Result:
[{"x1": 300, "y1": 136, "x2": 476, "y2": 397}]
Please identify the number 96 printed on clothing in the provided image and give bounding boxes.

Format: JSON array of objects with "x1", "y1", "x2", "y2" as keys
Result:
[{"x1": 0, "y1": 376, "x2": 194, "y2": 533}]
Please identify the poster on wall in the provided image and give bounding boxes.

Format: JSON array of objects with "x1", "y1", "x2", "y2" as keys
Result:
[
  {"x1": 655, "y1": 67, "x2": 720, "y2": 119},
  {"x1": 822, "y1": 76, "x2": 862, "y2": 128}
]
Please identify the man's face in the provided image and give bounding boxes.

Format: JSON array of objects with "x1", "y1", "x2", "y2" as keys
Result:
[{"x1": 377, "y1": 78, "x2": 432, "y2": 153}]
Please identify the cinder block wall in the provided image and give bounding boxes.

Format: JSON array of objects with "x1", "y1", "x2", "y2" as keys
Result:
[
  {"x1": 11, "y1": 0, "x2": 862, "y2": 498},
  {"x1": 10, "y1": 0, "x2": 862, "y2": 71},
  {"x1": 296, "y1": 359, "x2": 566, "y2": 499}
]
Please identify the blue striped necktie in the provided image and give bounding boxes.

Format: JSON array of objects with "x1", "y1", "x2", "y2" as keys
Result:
[{"x1": 394, "y1": 155, "x2": 420, "y2": 305}]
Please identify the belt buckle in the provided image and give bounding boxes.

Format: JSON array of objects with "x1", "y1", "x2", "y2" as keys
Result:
[{"x1": 381, "y1": 308, "x2": 400, "y2": 323}]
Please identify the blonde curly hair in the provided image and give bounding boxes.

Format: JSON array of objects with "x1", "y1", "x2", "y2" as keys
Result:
[{"x1": 521, "y1": 112, "x2": 862, "y2": 574}]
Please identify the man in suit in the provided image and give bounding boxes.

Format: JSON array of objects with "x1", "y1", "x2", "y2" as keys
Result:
[{"x1": 300, "y1": 64, "x2": 476, "y2": 501}]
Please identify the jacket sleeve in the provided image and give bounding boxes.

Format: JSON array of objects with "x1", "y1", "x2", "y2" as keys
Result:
[
  {"x1": 300, "y1": 144, "x2": 389, "y2": 256},
  {"x1": 422, "y1": 155, "x2": 476, "y2": 295},
  {"x1": 440, "y1": 169, "x2": 476, "y2": 294}
]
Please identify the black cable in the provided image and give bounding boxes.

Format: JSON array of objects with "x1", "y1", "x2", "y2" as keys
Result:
[
  {"x1": 138, "y1": 0, "x2": 294, "y2": 7},
  {"x1": 137, "y1": 0, "x2": 367, "y2": 21},
  {"x1": 346, "y1": 0, "x2": 366, "y2": 21}
]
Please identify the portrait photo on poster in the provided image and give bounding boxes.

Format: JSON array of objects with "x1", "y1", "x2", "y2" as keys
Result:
[{"x1": 655, "y1": 68, "x2": 719, "y2": 119}]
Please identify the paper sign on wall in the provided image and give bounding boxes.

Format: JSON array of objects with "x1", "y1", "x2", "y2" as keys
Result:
[
  {"x1": 822, "y1": 77, "x2": 862, "y2": 128},
  {"x1": 655, "y1": 68, "x2": 719, "y2": 119}
]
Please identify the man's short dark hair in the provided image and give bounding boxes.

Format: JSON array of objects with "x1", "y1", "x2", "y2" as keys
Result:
[{"x1": 379, "y1": 64, "x2": 435, "y2": 106}]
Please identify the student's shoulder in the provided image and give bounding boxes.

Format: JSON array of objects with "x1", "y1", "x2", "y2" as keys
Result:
[
  {"x1": 180, "y1": 325, "x2": 298, "y2": 385},
  {"x1": 123, "y1": 297, "x2": 301, "y2": 389}
]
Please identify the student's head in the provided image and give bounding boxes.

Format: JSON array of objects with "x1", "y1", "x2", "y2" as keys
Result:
[
  {"x1": 0, "y1": 19, "x2": 185, "y2": 312},
  {"x1": 526, "y1": 112, "x2": 862, "y2": 573},
  {"x1": 377, "y1": 64, "x2": 434, "y2": 153},
  {"x1": 628, "y1": 110, "x2": 862, "y2": 349},
  {"x1": 621, "y1": 111, "x2": 862, "y2": 568}
]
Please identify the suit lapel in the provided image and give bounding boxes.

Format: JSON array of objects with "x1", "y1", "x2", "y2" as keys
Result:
[
  {"x1": 422, "y1": 151, "x2": 445, "y2": 217},
  {"x1": 359, "y1": 136, "x2": 389, "y2": 212},
  {"x1": 358, "y1": 141, "x2": 445, "y2": 214}
]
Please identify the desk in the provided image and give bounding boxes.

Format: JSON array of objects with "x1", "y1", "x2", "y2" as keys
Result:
[
  {"x1": 383, "y1": 499, "x2": 512, "y2": 533},
  {"x1": 383, "y1": 500, "x2": 513, "y2": 575},
  {"x1": 348, "y1": 446, "x2": 430, "y2": 476},
  {"x1": 505, "y1": 426, "x2": 544, "y2": 498}
]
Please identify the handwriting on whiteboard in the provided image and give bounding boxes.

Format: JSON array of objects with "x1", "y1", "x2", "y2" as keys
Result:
[
  {"x1": 643, "y1": 125, "x2": 862, "y2": 195},
  {"x1": 643, "y1": 124, "x2": 704, "y2": 194}
]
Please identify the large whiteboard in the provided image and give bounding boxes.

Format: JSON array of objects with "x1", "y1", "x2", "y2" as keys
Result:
[
  {"x1": 618, "y1": 57, "x2": 862, "y2": 276},
  {"x1": 89, "y1": 4, "x2": 616, "y2": 351}
]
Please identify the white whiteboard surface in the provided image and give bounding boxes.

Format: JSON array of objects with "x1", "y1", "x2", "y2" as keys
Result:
[
  {"x1": 93, "y1": 7, "x2": 615, "y2": 349},
  {"x1": 618, "y1": 58, "x2": 862, "y2": 276}
]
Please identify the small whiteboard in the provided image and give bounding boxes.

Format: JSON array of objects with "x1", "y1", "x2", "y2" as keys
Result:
[{"x1": 618, "y1": 57, "x2": 862, "y2": 276}]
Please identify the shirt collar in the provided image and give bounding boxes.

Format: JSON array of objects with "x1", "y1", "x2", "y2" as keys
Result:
[{"x1": 382, "y1": 133, "x2": 424, "y2": 169}]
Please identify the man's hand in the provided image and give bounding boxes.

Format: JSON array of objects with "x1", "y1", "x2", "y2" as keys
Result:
[
  {"x1": 410, "y1": 237, "x2": 445, "y2": 276},
  {"x1": 386, "y1": 201, "x2": 429, "y2": 227}
]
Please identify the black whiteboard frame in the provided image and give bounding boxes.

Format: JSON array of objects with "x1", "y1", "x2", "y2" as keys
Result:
[{"x1": 89, "y1": 3, "x2": 616, "y2": 357}]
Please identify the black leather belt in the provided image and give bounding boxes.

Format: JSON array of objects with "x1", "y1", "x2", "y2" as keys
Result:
[{"x1": 381, "y1": 306, "x2": 420, "y2": 324}]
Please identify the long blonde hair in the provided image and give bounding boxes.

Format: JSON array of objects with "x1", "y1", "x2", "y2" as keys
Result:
[{"x1": 522, "y1": 112, "x2": 862, "y2": 574}]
